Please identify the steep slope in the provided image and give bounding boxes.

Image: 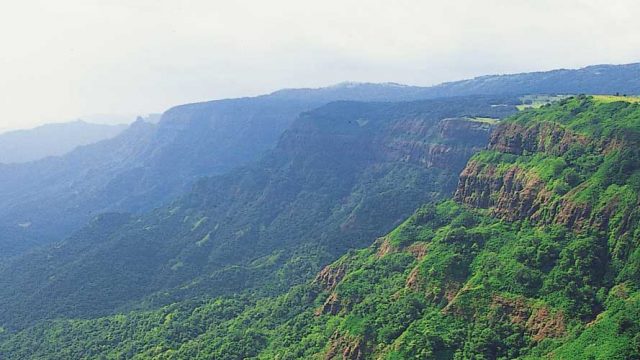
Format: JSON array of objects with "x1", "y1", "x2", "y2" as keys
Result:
[
  {"x1": 1, "y1": 63, "x2": 639, "y2": 260},
  {"x1": 4, "y1": 96, "x2": 637, "y2": 359},
  {"x1": 238, "y1": 95, "x2": 638, "y2": 359},
  {"x1": 0, "y1": 119, "x2": 157, "y2": 258},
  {"x1": 0, "y1": 120, "x2": 127, "y2": 164},
  {"x1": 0, "y1": 96, "x2": 517, "y2": 332},
  {"x1": 0, "y1": 88, "x2": 425, "y2": 259}
]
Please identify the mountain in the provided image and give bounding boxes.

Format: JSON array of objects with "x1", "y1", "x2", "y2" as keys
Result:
[
  {"x1": 0, "y1": 95, "x2": 518, "y2": 332},
  {"x1": 3, "y1": 96, "x2": 638, "y2": 359},
  {"x1": 1, "y1": 63, "x2": 639, "y2": 261},
  {"x1": 272, "y1": 63, "x2": 640, "y2": 101},
  {"x1": 0, "y1": 94, "x2": 393, "y2": 259},
  {"x1": 0, "y1": 119, "x2": 158, "y2": 258},
  {"x1": 184, "y1": 95, "x2": 638, "y2": 359},
  {"x1": 0, "y1": 120, "x2": 127, "y2": 164}
]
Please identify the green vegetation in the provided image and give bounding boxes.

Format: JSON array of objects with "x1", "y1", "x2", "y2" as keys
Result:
[
  {"x1": 516, "y1": 95, "x2": 570, "y2": 110},
  {"x1": 2, "y1": 96, "x2": 640, "y2": 359},
  {"x1": 592, "y1": 94, "x2": 640, "y2": 103},
  {"x1": 466, "y1": 116, "x2": 500, "y2": 124},
  {"x1": 0, "y1": 97, "x2": 515, "y2": 331}
]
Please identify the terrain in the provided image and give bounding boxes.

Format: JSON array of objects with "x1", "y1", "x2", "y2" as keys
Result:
[
  {"x1": 0, "y1": 87, "x2": 423, "y2": 259},
  {"x1": 0, "y1": 96, "x2": 516, "y2": 332},
  {"x1": 2, "y1": 96, "x2": 637, "y2": 359},
  {"x1": 1, "y1": 63, "x2": 640, "y2": 359},
  {"x1": 2, "y1": 63, "x2": 640, "y2": 260},
  {"x1": 0, "y1": 120, "x2": 127, "y2": 164}
]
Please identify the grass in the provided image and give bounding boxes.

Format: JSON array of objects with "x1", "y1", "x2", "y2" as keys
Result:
[
  {"x1": 592, "y1": 95, "x2": 640, "y2": 104},
  {"x1": 466, "y1": 117, "x2": 499, "y2": 124}
]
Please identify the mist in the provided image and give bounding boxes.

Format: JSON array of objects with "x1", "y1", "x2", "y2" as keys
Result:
[{"x1": 1, "y1": 0, "x2": 640, "y2": 130}]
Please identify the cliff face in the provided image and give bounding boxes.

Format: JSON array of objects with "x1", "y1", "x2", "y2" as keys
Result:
[
  {"x1": 0, "y1": 96, "x2": 516, "y2": 331},
  {"x1": 455, "y1": 102, "x2": 640, "y2": 242},
  {"x1": 381, "y1": 117, "x2": 493, "y2": 170},
  {"x1": 281, "y1": 96, "x2": 640, "y2": 359}
]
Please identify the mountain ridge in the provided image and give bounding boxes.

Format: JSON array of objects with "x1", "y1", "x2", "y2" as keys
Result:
[
  {"x1": 0, "y1": 120, "x2": 127, "y2": 164},
  {"x1": 0, "y1": 95, "x2": 518, "y2": 331},
  {"x1": 2, "y1": 62, "x2": 640, "y2": 260},
  {"x1": 1, "y1": 96, "x2": 640, "y2": 359}
]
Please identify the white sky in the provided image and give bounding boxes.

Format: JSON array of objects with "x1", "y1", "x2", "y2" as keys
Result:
[{"x1": 1, "y1": 0, "x2": 639, "y2": 131}]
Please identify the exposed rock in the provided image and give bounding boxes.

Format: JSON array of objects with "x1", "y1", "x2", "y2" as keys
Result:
[
  {"x1": 526, "y1": 307, "x2": 566, "y2": 341},
  {"x1": 405, "y1": 267, "x2": 421, "y2": 291},
  {"x1": 455, "y1": 120, "x2": 640, "y2": 236},
  {"x1": 491, "y1": 295, "x2": 530, "y2": 325},
  {"x1": 315, "y1": 264, "x2": 347, "y2": 292},
  {"x1": 382, "y1": 117, "x2": 494, "y2": 172},
  {"x1": 324, "y1": 332, "x2": 365, "y2": 360},
  {"x1": 406, "y1": 242, "x2": 428, "y2": 260},
  {"x1": 488, "y1": 122, "x2": 588, "y2": 156},
  {"x1": 455, "y1": 162, "x2": 548, "y2": 222},
  {"x1": 376, "y1": 238, "x2": 396, "y2": 257},
  {"x1": 316, "y1": 292, "x2": 342, "y2": 316},
  {"x1": 441, "y1": 282, "x2": 471, "y2": 316}
]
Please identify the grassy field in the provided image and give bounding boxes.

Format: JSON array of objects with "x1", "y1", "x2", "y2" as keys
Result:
[
  {"x1": 466, "y1": 116, "x2": 499, "y2": 124},
  {"x1": 592, "y1": 95, "x2": 640, "y2": 103}
]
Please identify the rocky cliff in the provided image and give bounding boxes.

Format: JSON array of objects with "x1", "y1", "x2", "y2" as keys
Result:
[{"x1": 456, "y1": 98, "x2": 640, "y2": 240}]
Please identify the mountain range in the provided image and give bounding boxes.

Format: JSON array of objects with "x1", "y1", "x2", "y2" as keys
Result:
[
  {"x1": 3, "y1": 95, "x2": 637, "y2": 359},
  {"x1": 2, "y1": 63, "x2": 640, "y2": 261},
  {"x1": 1, "y1": 63, "x2": 640, "y2": 359}
]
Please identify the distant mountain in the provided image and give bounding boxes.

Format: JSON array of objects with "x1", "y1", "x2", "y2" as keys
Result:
[
  {"x1": 272, "y1": 63, "x2": 640, "y2": 100},
  {"x1": 0, "y1": 119, "x2": 158, "y2": 257},
  {"x1": 0, "y1": 90, "x2": 428, "y2": 259},
  {"x1": 424, "y1": 63, "x2": 640, "y2": 97},
  {"x1": 0, "y1": 95, "x2": 518, "y2": 330},
  {"x1": 0, "y1": 120, "x2": 127, "y2": 164},
  {"x1": 1, "y1": 62, "x2": 639, "y2": 260}
]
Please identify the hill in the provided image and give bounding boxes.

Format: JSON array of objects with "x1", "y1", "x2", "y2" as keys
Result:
[
  {"x1": 0, "y1": 89, "x2": 418, "y2": 259},
  {"x1": 0, "y1": 120, "x2": 126, "y2": 164},
  {"x1": 3, "y1": 96, "x2": 637, "y2": 358},
  {"x1": 1, "y1": 63, "x2": 639, "y2": 260},
  {"x1": 0, "y1": 96, "x2": 517, "y2": 332}
]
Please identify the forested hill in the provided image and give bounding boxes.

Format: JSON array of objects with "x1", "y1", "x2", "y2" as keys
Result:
[
  {"x1": 0, "y1": 96, "x2": 517, "y2": 334},
  {"x1": 3, "y1": 96, "x2": 637, "y2": 359},
  {"x1": 1, "y1": 62, "x2": 638, "y2": 261}
]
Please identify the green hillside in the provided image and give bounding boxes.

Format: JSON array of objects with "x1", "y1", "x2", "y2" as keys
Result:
[
  {"x1": 0, "y1": 97, "x2": 516, "y2": 333},
  {"x1": 2, "y1": 96, "x2": 639, "y2": 359}
]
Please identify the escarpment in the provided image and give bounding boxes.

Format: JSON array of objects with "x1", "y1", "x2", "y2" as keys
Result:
[
  {"x1": 382, "y1": 117, "x2": 494, "y2": 171},
  {"x1": 487, "y1": 121, "x2": 589, "y2": 156},
  {"x1": 455, "y1": 102, "x2": 640, "y2": 240}
]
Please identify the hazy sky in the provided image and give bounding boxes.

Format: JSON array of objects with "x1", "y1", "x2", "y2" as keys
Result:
[{"x1": 1, "y1": 0, "x2": 640, "y2": 131}]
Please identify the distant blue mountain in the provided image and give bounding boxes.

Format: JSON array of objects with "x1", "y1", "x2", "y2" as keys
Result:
[
  {"x1": 0, "y1": 120, "x2": 127, "y2": 164},
  {"x1": 0, "y1": 62, "x2": 639, "y2": 259}
]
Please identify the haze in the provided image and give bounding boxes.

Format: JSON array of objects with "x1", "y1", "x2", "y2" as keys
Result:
[{"x1": 1, "y1": 0, "x2": 639, "y2": 131}]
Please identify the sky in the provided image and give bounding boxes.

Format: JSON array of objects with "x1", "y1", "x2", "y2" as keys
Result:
[{"x1": 1, "y1": 0, "x2": 640, "y2": 131}]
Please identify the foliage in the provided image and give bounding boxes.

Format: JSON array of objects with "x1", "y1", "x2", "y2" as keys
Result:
[{"x1": 3, "y1": 96, "x2": 640, "y2": 359}]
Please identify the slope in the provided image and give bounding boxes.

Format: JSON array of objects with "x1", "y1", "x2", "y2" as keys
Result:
[
  {"x1": 0, "y1": 96, "x2": 517, "y2": 333},
  {"x1": 2, "y1": 63, "x2": 639, "y2": 260},
  {"x1": 3, "y1": 96, "x2": 637, "y2": 359},
  {"x1": 0, "y1": 120, "x2": 127, "y2": 164}
]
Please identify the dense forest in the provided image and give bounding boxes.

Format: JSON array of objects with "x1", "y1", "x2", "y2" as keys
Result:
[
  {"x1": 2, "y1": 96, "x2": 639, "y2": 359},
  {"x1": 0, "y1": 96, "x2": 517, "y2": 330}
]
